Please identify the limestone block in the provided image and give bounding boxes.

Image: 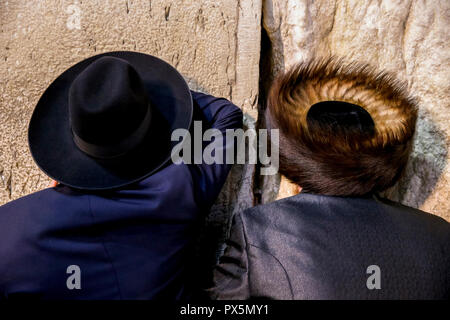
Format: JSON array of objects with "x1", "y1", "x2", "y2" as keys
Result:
[
  {"x1": 261, "y1": 0, "x2": 450, "y2": 221},
  {"x1": 0, "y1": 0, "x2": 261, "y2": 214}
]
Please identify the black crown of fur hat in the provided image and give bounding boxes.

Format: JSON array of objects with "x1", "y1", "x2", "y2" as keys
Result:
[{"x1": 266, "y1": 57, "x2": 418, "y2": 196}]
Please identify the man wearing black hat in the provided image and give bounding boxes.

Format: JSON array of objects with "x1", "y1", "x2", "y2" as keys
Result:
[{"x1": 0, "y1": 52, "x2": 243, "y2": 299}]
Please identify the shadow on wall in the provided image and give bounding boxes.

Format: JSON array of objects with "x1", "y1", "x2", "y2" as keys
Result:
[
  {"x1": 186, "y1": 77, "x2": 257, "y2": 291},
  {"x1": 256, "y1": 6, "x2": 285, "y2": 204},
  {"x1": 383, "y1": 110, "x2": 448, "y2": 209}
]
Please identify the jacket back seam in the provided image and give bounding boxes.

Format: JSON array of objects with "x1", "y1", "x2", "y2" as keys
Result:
[{"x1": 87, "y1": 195, "x2": 123, "y2": 299}]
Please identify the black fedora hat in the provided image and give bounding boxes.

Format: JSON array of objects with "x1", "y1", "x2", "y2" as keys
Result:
[{"x1": 28, "y1": 51, "x2": 193, "y2": 190}]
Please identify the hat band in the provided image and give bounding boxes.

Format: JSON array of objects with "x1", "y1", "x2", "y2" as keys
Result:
[{"x1": 72, "y1": 104, "x2": 152, "y2": 159}]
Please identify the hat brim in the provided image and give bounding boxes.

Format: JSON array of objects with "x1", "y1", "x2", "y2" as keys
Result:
[{"x1": 28, "y1": 51, "x2": 193, "y2": 190}]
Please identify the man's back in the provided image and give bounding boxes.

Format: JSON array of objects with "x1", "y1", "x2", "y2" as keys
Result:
[
  {"x1": 210, "y1": 193, "x2": 450, "y2": 299},
  {"x1": 0, "y1": 91, "x2": 243, "y2": 299},
  {"x1": 0, "y1": 163, "x2": 202, "y2": 299}
]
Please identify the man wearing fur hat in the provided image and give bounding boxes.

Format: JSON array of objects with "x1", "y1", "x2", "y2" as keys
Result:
[{"x1": 209, "y1": 58, "x2": 450, "y2": 300}]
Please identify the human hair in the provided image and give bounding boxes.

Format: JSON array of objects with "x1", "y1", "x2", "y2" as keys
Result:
[{"x1": 266, "y1": 57, "x2": 418, "y2": 196}]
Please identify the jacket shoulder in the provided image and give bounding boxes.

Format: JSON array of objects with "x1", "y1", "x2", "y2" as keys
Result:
[
  {"x1": 375, "y1": 196, "x2": 450, "y2": 251},
  {"x1": 240, "y1": 193, "x2": 450, "y2": 257},
  {"x1": 0, "y1": 187, "x2": 57, "y2": 212},
  {"x1": 0, "y1": 186, "x2": 87, "y2": 216}
]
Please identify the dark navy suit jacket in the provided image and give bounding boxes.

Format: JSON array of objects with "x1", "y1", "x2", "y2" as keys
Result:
[{"x1": 0, "y1": 91, "x2": 243, "y2": 300}]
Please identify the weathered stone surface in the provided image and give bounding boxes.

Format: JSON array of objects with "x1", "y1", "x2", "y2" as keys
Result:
[
  {"x1": 0, "y1": 0, "x2": 261, "y2": 215},
  {"x1": 262, "y1": 0, "x2": 450, "y2": 221}
]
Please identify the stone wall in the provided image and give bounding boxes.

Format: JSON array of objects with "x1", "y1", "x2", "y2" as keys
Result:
[{"x1": 1, "y1": 0, "x2": 449, "y2": 222}]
